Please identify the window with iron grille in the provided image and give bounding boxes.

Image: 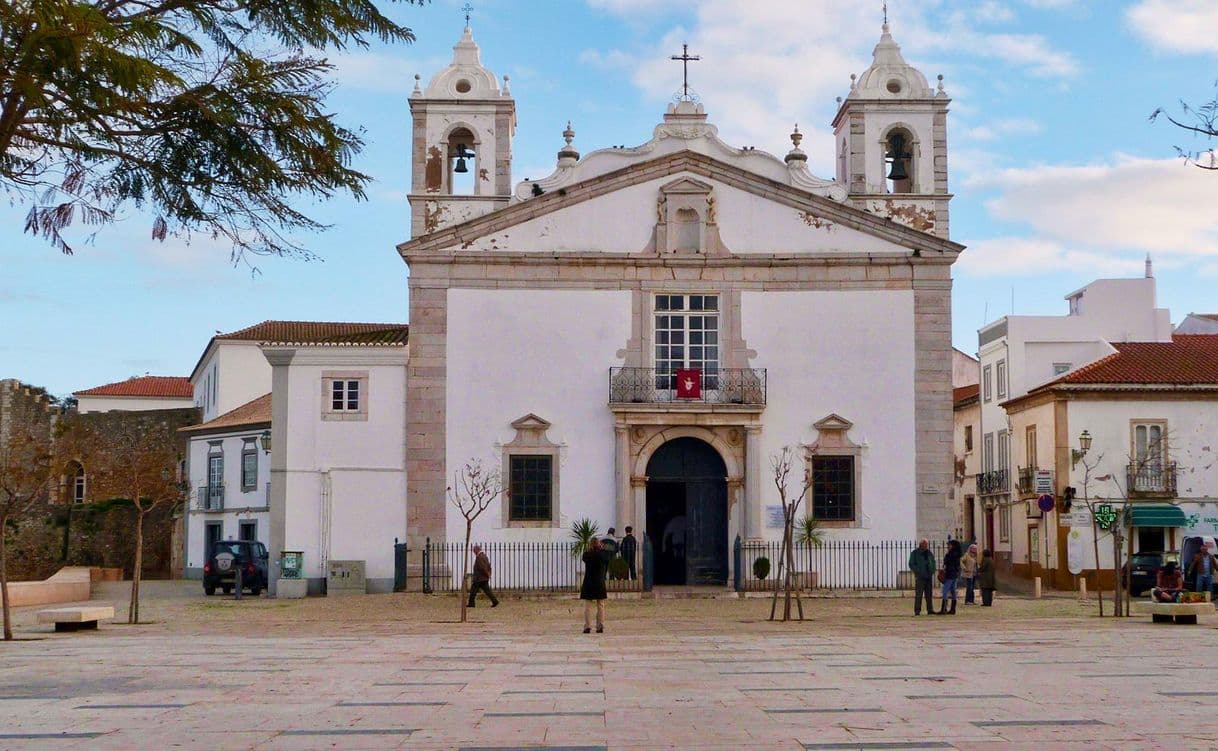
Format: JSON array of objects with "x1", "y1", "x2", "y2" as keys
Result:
[
  {"x1": 509, "y1": 455, "x2": 553, "y2": 522},
  {"x1": 811, "y1": 455, "x2": 855, "y2": 522},
  {"x1": 654, "y1": 294, "x2": 719, "y2": 389}
]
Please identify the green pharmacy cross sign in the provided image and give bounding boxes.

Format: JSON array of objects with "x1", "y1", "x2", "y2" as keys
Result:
[{"x1": 1095, "y1": 504, "x2": 1117, "y2": 530}]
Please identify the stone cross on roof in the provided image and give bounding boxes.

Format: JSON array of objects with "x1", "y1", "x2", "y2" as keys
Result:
[{"x1": 671, "y1": 43, "x2": 701, "y2": 101}]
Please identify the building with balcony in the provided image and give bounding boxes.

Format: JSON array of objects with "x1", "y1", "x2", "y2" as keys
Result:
[
  {"x1": 393, "y1": 18, "x2": 963, "y2": 589},
  {"x1": 1001, "y1": 333, "x2": 1218, "y2": 588},
  {"x1": 977, "y1": 270, "x2": 1173, "y2": 568}
]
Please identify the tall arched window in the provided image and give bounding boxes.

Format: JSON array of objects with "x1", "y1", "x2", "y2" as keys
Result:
[
  {"x1": 65, "y1": 461, "x2": 86, "y2": 504},
  {"x1": 447, "y1": 127, "x2": 477, "y2": 196}
]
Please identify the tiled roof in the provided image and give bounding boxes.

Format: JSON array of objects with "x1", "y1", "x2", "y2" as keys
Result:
[
  {"x1": 217, "y1": 321, "x2": 408, "y2": 346},
  {"x1": 1051, "y1": 334, "x2": 1218, "y2": 386},
  {"x1": 953, "y1": 384, "x2": 980, "y2": 406},
  {"x1": 180, "y1": 394, "x2": 271, "y2": 434},
  {"x1": 75, "y1": 376, "x2": 193, "y2": 398}
]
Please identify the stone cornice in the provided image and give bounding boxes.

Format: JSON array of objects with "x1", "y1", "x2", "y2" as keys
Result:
[{"x1": 397, "y1": 150, "x2": 965, "y2": 259}]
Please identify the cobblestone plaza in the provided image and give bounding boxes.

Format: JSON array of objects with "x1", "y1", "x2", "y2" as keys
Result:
[{"x1": 3, "y1": 587, "x2": 1217, "y2": 750}]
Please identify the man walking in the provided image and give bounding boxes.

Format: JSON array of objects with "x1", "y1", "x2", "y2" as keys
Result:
[
  {"x1": 1188, "y1": 542, "x2": 1217, "y2": 595},
  {"x1": 908, "y1": 538, "x2": 937, "y2": 616},
  {"x1": 620, "y1": 526, "x2": 638, "y2": 580},
  {"x1": 467, "y1": 544, "x2": 499, "y2": 608}
]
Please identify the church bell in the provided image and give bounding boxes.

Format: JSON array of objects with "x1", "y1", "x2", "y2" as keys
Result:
[
  {"x1": 886, "y1": 133, "x2": 910, "y2": 181},
  {"x1": 453, "y1": 144, "x2": 472, "y2": 173}
]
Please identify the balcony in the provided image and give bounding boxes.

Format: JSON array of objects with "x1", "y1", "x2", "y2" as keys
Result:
[
  {"x1": 608, "y1": 368, "x2": 766, "y2": 406},
  {"x1": 1016, "y1": 466, "x2": 1037, "y2": 497},
  {"x1": 197, "y1": 485, "x2": 224, "y2": 511},
  {"x1": 977, "y1": 469, "x2": 1009, "y2": 496},
  {"x1": 1127, "y1": 462, "x2": 1177, "y2": 496}
]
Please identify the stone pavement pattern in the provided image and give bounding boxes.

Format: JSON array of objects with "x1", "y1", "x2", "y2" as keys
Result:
[{"x1": 2, "y1": 591, "x2": 1218, "y2": 750}]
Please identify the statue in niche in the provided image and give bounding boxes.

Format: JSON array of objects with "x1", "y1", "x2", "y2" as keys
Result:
[
  {"x1": 656, "y1": 194, "x2": 667, "y2": 224},
  {"x1": 705, "y1": 194, "x2": 717, "y2": 224}
]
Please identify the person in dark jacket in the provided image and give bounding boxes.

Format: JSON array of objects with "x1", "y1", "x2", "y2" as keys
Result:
[
  {"x1": 467, "y1": 544, "x2": 499, "y2": 608},
  {"x1": 977, "y1": 548, "x2": 997, "y2": 606},
  {"x1": 940, "y1": 539, "x2": 962, "y2": 615},
  {"x1": 620, "y1": 526, "x2": 638, "y2": 580},
  {"x1": 908, "y1": 538, "x2": 937, "y2": 615},
  {"x1": 581, "y1": 538, "x2": 609, "y2": 633}
]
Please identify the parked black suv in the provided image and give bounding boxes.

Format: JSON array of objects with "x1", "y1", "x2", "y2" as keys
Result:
[
  {"x1": 203, "y1": 540, "x2": 269, "y2": 596},
  {"x1": 1125, "y1": 551, "x2": 1178, "y2": 597}
]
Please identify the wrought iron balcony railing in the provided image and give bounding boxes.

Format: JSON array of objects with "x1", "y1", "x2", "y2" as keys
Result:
[
  {"x1": 609, "y1": 367, "x2": 767, "y2": 405},
  {"x1": 1017, "y1": 466, "x2": 1037, "y2": 496},
  {"x1": 197, "y1": 485, "x2": 224, "y2": 511},
  {"x1": 1127, "y1": 462, "x2": 1177, "y2": 496},
  {"x1": 976, "y1": 469, "x2": 1009, "y2": 496}
]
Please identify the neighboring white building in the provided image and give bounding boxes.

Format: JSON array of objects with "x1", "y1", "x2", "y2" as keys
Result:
[
  {"x1": 1177, "y1": 313, "x2": 1218, "y2": 334},
  {"x1": 395, "y1": 20, "x2": 962, "y2": 589},
  {"x1": 74, "y1": 375, "x2": 194, "y2": 413},
  {"x1": 262, "y1": 325, "x2": 409, "y2": 594},
  {"x1": 180, "y1": 394, "x2": 272, "y2": 580},
  {"x1": 1001, "y1": 334, "x2": 1218, "y2": 589},
  {"x1": 975, "y1": 274, "x2": 1173, "y2": 566}
]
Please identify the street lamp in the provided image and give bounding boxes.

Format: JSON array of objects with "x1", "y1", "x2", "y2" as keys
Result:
[
  {"x1": 260, "y1": 430, "x2": 272, "y2": 454},
  {"x1": 1071, "y1": 429, "x2": 1092, "y2": 468}
]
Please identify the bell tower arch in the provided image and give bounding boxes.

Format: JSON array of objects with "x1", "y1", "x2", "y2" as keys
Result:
[
  {"x1": 408, "y1": 23, "x2": 516, "y2": 236},
  {"x1": 831, "y1": 19, "x2": 951, "y2": 239}
]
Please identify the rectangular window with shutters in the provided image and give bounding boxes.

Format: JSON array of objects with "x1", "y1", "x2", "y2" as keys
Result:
[
  {"x1": 811, "y1": 455, "x2": 855, "y2": 522},
  {"x1": 509, "y1": 455, "x2": 553, "y2": 522},
  {"x1": 241, "y1": 440, "x2": 258, "y2": 491}
]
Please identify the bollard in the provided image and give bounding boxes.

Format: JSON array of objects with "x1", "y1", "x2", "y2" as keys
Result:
[
  {"x1": 1078, "y1": 578, "x2": 1087, "y2": 600},
  {"x1": 1033, "y1": 576, "x2": 1042, "y2": 599},
  {"x1": 234, "y1": 564, "x2": 243, "y2": 601}
]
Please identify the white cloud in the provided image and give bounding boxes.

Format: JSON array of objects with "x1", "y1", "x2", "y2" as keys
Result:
[
  {"x1": 963, "y1": 117, "x2": 1043, "y2": 141},
  {"x1": 956, "y1": 236, "x2": 1150, "y2": 277},
  {"x1": 1021, "y1": 0, "x2": 1079, "y2": 9},
  {"x1": 330, "y1": 52, "x2": 442, "y2": 93},
  {"x1": 1126, "y1": 0, "x2": 1218, "y2": 55}
]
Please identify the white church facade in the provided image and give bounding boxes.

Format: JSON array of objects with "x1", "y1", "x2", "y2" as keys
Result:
[{"x1": 394, "y1": 21, "x2": 963, "y2": 588}]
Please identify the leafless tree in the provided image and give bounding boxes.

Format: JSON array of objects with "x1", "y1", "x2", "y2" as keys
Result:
[
  {"x1": 448, "y1": 459, "x2": 504, "y2": 624},
  {"x1": 1151, "y1": 83, "x2": 1218, "y2": 170},
  {"x1": 768, "y1": 446, "x2": 815, "y2": 622},
  {"x1": 0, "y1": 423, "x2": 54, "y2": 640}
]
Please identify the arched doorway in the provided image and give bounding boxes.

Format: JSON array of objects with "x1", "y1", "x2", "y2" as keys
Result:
[{"x1": 646, "y1": 437, "x2": 728, "y2": 585}]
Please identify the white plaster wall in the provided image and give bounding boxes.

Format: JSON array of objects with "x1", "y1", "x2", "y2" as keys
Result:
[
  {"x1": 216, "y1": 344, "x2": 273, "y2": 419},
  {"x1": 463, "y1": 174, "x2": 910, "y2": 256},
  {"x1": 446, "y1": 289, "x2": 632, "y2": 542},
  {"x1": 76, "y1": 395, "x2": 193, "y2": 414},
  {"x1": 952, "y1": 349, "x2": 978, "y2": 388},
  {"x1": 184, "y1": 429, "x2": 271, "y2": 574},
  {"x1": 742, "y1": 290, "x2": 917, "y2": 541},
  {"x1": 277, "y1": 351, "x2": 408, "y2": 586}
]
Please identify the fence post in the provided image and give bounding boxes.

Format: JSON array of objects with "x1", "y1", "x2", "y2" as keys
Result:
[
  {"x1": 422, "y1": 537, "x2": 432, "y2": 594},
  {"x1": 643, "y1": 534, "x2": 654, "y2": 592},
  {"x1": 733, "y1": 535, "x2": 742, "y2": 592}
]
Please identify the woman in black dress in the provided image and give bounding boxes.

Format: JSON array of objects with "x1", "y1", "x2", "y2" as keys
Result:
[{"x1": 581, "y1": 538, "x2": 609, "y2": 633}]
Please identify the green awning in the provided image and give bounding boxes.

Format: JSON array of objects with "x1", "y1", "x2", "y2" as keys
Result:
[{"x1": 1129, "y1": 504, "x2": 1187, "y2": 527}]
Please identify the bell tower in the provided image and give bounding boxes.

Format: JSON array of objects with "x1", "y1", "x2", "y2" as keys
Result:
[
  {"x1": 831, "y1": 19, "x2": 951, "y2": 239},
  {"x1": 408, "y1": 22, "x2": 515, "y2": 237}
]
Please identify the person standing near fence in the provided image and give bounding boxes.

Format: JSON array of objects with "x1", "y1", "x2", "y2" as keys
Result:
[
  {"x1": 467, "y1": 544, "x2": 499, "y2": 608},
  {"x1": 960, "y1": 544, "x2": 979, "y2": 605},
  {"x1": 602, "y1": 528, "x2": 620, "y2": 557},
  {"x1": 581, "y1": 538, "x2": 609, "y2": 633},
  {"x1": 620, "y1": 526, "x2": 638, "y2": 580},
  {"x1": 908, "y1": 539, "x2": 937, "y2": 616},
  {"x1": 939, "y1": 539, "x2": 962, "y2": 615},
  {"x1": 977, "y1": 548, "x2": 997, "y2": 606}
]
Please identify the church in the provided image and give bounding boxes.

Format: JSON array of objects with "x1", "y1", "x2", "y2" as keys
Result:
[{"x1": 383, "y1": 18, "x2": 963, "y2": 590}]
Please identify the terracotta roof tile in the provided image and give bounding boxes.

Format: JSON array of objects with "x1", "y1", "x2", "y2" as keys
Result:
[
  {"x1": 75, "y1": 376, "x2": 193, "y2": 398},
  {"x1": 953, "y1": 384, "x2": 980, "y2": 406},
  {"x1": 217, "y1": 321, "x2": 408, "y2": 345},
  {"x1": 180, "y1": 394, "x2": 271, "y2": 433},
  {"x1": 1053, "y1": 334, "x2": 1218, "y2": 385}
]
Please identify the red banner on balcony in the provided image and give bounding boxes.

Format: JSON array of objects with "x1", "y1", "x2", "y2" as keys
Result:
[{"x1": 676, "y1": 368, "x2": 701, "y2": 399}]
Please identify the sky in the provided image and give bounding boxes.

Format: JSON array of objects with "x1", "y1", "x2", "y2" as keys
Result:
[{"x1": 3, "y1": 0, "x2": 1217, "y2": 398}]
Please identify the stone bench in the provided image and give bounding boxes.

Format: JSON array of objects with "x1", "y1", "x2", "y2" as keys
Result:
[
  {"x1": 1132, "y1": 599, "x2": 1215, "y2": 625},
  {"x1": 37, "y1": 606, "x2": 115, "y2": 632}
]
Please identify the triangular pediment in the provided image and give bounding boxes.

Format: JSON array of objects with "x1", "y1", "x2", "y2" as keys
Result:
[
  {"x1": 398, "y1": 150, "x2": 964, "y2": 259},
  {"x1": 813, "y1": 413, "x2": 854, "y2": 432},
  {"x1": 510, "y1": 413, "x2": 551, "y2": 431}
]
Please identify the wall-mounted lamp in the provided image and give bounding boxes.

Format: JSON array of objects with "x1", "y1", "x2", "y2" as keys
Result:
[
  {"x1": 1071, "y1": 429, "x2": 1092, "y2": 469},
  {"x1": 260, "y1": 430, "x2": 272, "y2": 454}
]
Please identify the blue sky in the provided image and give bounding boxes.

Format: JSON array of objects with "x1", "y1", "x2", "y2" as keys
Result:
[{"x1": 3, "y1": 0, "x2": 1217, "y2": 397}]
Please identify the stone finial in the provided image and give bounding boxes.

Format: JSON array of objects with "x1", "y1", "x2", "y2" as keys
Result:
[
  {"x1": 850, "y1": 73, "x2": 857, "y2": 90},
  {"x1": 412, "y1": 74, "x2": 422, "y2": 96},
  {"x1": 502, "y1": 74, "x2": 511, "y2": 95},
  {"x1": 790, "y1": 124, "x2": 803, "y2": 150},
  {"x1": 557, "y1": 120, "x2": 579, "y2": 164},
  {"x1": 785, "y1": 123, "x2": 807, "y2": 165},
  {"x1": 937, "y1": 74, "x2": 946, "y2": 96}
]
